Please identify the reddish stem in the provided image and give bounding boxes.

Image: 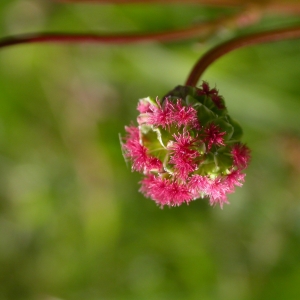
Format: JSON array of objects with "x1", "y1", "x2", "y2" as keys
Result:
[
  {"x1": 56, "y1": 0, "x2": 251, "y2": 5},
  {"x1": 186, "y1": 26, "x2": 300, "y2": 86},
  {"x1": 0, "y1": 28, "x2": 210, "y2": 48},
  {"x1": 0, "y1": 7, "x2": 258, "y2": 48},
  {"x1": 56, "y1": 0, "x2": 300, "y2": 14}
]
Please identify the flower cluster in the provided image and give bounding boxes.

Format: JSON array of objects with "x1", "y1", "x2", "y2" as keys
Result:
[{"x1": 121, "y1": 82, "x2": 250, "y2": 208}]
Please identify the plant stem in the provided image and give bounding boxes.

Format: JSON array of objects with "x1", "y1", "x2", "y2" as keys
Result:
[
  {"x1": 56, "y1": 0, "x2": 300, "y2": 14},
  {"x1": 56, "y1": 0, "x2": 250, "y2": 5},
  {"x1": 185, "y1": 26, "x2": 300, "y2": 86},
  {"x1": 0, "y1": 7, "x2": 258, "y2": 48},
  {"x1": 0, "y1": 30, "x2": 209, "y2": 48}
]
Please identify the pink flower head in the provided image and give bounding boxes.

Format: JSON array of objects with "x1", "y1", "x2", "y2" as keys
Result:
[{"x1": 122, "y1": 84, "x2": 251, "y2": 208}]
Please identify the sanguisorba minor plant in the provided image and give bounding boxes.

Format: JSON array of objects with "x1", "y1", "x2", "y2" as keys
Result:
[
  {"x1": 121, "y1": 26, "x2": 300, "y2": 208},
  {"x1": 121, "y1": 83, "x2": 250, "y2": 208},
  {"x1": 1, "y1": 2, "x2": 300, "y2": 208}
]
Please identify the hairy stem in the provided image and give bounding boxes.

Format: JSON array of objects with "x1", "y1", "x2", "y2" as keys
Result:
[{"x1": 186, "y1": 26, "x2": 300, "y2": 86}]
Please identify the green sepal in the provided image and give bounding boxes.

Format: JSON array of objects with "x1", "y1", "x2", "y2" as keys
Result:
[
  {"x1": 213, "y1": 152, "x2": 233, "y2": 173},
  {"x1": 227, "y1": 116, "x2": 243, "y2": 141},
  {"x1": 141, "y1": 96, "x2": 157, "y2": 107},
  {"x1": 142, "y1": 128, "x2": 161, "y2": 150},
  {"x1": 185, "y1": 95, "x2": 199, "y2": 106},
  {"x1": 163, "y1": 85, "x2": 194, "y2": 101},
  {"x1": 195, "y1": 103, "x2": 216, "y2": 126},
  {"x1": 198, "y1": 152, "x2": 219, "y2": 175}
]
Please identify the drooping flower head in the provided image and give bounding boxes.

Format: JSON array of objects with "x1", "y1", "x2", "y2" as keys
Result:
[{"x1": 121, "y1": 82, "x2": 251, "y2": 208}]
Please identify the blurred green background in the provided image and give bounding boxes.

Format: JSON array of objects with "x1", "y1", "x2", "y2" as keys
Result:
[{"x1": 1, "y1": 1, "x2": 300, "y2": 300}]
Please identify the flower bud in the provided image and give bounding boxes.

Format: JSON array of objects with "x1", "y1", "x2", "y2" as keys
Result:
[{"x1": 121, "y1": 82, "x2": 250, "y2": 208}]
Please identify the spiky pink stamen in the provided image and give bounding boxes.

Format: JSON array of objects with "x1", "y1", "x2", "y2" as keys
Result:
[
  {"x1": 206, "y1": 177, "x2": 230, "y2": 208},
  {"x1": 225, "y1": 169, "x2": 246, "y2": 190},
  {"x1": 168, "y1": 132, "x2": 199, "y2": 179},
  {"x1": 211, "y1": 94, "x2": 225, "y2": 109},
  {"x1": 147, "y1": 98, "x2": 173, "y2": 128},
  {"x1": 197, "y1": 81, "x2": 218, "y2": 97},
  {"x1": 171, "y1": 99, "x2": 199, "y2": 128},
  {"x1": 189, "y1": 175, "x2": 211, "y2": 198},
  {"x1": 122, "y1": 126, "x2": 162, "y2": 173},
  {"x1": 140, "y1": 175, "x2": 192, "y2": 207},
  {"x1": 204, "y1": 123, "x2": 226, "y2": 150},
  {"x1": 166, "y1": 180, "x2": 192, "y2": 206},
  {"x1": 231, "y1": 143, "x2": 251, "y2": 169},
  {"x1": 137, "y1": 99, "x2": 152, "y2": 113}
]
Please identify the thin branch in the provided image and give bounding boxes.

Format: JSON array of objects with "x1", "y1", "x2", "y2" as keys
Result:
[
  {"x1": 56, "y1": 0, "x2": 253, "y2": 5},
  {"x1": 0, "y1": 28, "x2": 211, "y2": 49},
  {"x1": 0, "y1": 7, "x2": 259, "y2": 49},
  {"x1": 55, "y1": 0, "x2": 298, "y2": 6},
  {"x1": 185, "y1": 26, "x2": 300, "y2": 86},
  {"x1": 56, "y1": 0, "x2": 300, "y2": 14}
]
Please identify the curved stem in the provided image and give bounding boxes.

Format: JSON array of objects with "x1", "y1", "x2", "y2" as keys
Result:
[{"x1": 185, "y1": 26, "x2": 300, "y2": 86}]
